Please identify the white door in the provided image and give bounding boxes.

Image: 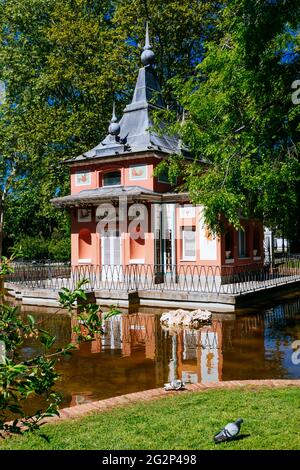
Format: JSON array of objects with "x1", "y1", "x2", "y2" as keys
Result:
[{"x1": 101, "y1": 231, "x2": 122, "y2": 280}]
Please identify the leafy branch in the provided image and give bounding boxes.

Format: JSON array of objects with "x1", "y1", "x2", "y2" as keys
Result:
[{"x1": 0, "y1": 262, "x2": 120, "y2": 437}]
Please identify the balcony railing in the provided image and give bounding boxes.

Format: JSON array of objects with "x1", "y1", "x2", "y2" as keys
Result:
[{"x1": 5, "y1": 259, "x2": 300, "y2": 296}]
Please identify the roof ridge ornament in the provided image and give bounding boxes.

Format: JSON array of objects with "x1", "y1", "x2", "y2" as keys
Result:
[
  {"x1": 108, "y1": 101, "x2": 121, "y2": 139},
  {"x1": 141, "y1": 22, "x2": 155, "y2": 67}
]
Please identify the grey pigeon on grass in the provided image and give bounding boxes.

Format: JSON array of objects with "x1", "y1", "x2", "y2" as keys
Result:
[
  {"x1": 164, "y1": 379, "x2": 186, "y2": 391},
  {"x1": 213, "y1": 418, "x2": 243, "y2": 443}
]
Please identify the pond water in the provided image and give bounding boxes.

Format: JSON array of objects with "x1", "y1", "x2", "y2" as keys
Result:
[{"x1": 18, "y1": 298, "x2": 300, "y2": 410}]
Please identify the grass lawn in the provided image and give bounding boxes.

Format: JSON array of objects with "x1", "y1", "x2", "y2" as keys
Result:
[{"x1": 1, "y1": 387, "x2": 300, "y2": 450}]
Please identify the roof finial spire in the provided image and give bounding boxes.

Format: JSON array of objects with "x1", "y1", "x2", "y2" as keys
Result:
[
  {"x1": 108, "y1": 101, "x2": 120, "y2": 138},
  {"x1": 141, "y1": 21, "x2": 155, "y2": 66},
  {"x1": 145, "y1": 21, "x2": 150, "y2": 50}
]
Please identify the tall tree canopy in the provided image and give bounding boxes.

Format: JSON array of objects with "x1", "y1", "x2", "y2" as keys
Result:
[
  {"x1": 0, "y1": 0, "x2": 300, "y2": 256},
  {"x1": 0, "y1": 0, "x2": 223, "y2": 255},
  {"x1": 162, "y1": 0, "x2": 300, "y2": 237},
  {"x1": 0, "y1": 0, "x2": 130, "y2": 255}
]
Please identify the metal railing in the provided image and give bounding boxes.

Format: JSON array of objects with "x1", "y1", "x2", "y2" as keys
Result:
[{"x1": 5, "y1": 259, "x2": 300, "y2": 296}]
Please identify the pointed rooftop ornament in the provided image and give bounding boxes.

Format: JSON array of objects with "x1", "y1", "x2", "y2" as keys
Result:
[
  {"x1": 141, "y1": 22, "x2": 155, "y2": 66},
  {"x1": 108, "y1": 102, "x2": 121, "y2": 137},
  {"x1": 68, "y1": 24, "x2": 187, "y2": 162}
]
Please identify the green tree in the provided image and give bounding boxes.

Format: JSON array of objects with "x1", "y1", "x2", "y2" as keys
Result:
[
  {"x1": 113, "y1": 0, "x2": 224, "y2": 102},
  {"x1": 0, "y1": 0, "x2": 226, "y2": 258},
  {"x1": 159, "y1": 0, "x2": 300, "y2": 236},
  {"x1": 0, "y1": 158, "x2": 17, "y2": 259},
  {"x1": 0, "y1": 0, "x2": 134, "y2": 256}
]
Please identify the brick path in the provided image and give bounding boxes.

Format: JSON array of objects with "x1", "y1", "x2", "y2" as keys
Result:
[{"x1": 41, "y1": 379, "x2": 300, "y2": 425}]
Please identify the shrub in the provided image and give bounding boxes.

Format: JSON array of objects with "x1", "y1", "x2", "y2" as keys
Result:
[
  {"x1": 16, "y1": 236, "x2": 50, "y2": 260},
  {"x1": 0, "y1": 257, "x2": 120, "y2": 437},
  {"x1": 48, "y1": 237, "x2": 71, "y2": 261},
  {"x1": 12, "y1": 235, "x2": 71, "y2": 262}
]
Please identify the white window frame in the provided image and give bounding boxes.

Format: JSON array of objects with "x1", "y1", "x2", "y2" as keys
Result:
[
  {"x1": 182, "y1": 227, "x2": 196, "y2": 261},
  {"x1": 102, "y1": 170, "x2": 121, "y2": 187},
  {"x1": 101, "y1": 231, "x2": 122, "y2": 266}
]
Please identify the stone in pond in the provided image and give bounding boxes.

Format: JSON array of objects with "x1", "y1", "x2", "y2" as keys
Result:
[{"x1": 160, "y1": 308, "x2": 212, "y2": 329}]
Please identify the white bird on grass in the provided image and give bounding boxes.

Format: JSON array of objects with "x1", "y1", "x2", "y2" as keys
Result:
[
  {"x1": 213, "y1": 418, "x2": 243, "y2": 443},
  {"x1": 163, "y1": 379, "x2": 186, "y2": 391}
]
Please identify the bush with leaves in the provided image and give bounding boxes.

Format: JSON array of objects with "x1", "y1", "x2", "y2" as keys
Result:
[
  {"x1": 58, "y1": 280, "x2": 120, "y2": 342},
  {"x1": 13, "y1": 236, "x2": 50, "y2": 261},
  {"x1": 48, "y1": 237, "x2": 71, "y2": 262},
  {"x1": 11, "y1": 234, "x2": 71, "y2": 262},
  {"x1": 0, "y1": 261, "x2": 119, "y2": 437}
]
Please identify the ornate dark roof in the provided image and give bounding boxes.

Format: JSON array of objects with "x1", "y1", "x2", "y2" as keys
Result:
[{"x1": 67, "y1": 25, "x2": 186, "y2": 163}]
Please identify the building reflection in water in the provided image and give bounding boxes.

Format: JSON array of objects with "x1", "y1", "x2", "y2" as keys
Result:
[
  {"x1": 23, "y1": 298, "x2": 300, "y2": 408},
  {"x1": 70, "y1": 312, "x2": 224, "y2": 391},
  {"x1": 179, "y1": 322, "x2": 223, "y2": 384}
]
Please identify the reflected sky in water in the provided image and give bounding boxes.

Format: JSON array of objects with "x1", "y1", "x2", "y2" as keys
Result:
[{"x1": 19, "y1": 298, "x2": 300, "y2": 409}]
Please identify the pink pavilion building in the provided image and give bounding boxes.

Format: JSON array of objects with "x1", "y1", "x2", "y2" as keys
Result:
[{"x1": 51, "y1": 27, "x2": 264, "y2": 280}]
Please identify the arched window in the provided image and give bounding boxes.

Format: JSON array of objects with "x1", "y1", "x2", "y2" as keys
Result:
[
  {"x1": 130, "y1": 233, "x2": 145, "y2": 263},
  {"x1": 79, "y1": 228, "x2": 92, "y2": 262}
]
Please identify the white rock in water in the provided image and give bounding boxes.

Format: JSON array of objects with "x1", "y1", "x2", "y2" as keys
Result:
[
  {"x1": 160, "y1": 312, "x2": 173, "y2": 324},
  {"x1": 181, "y1": 313, "x2": 193, "y2": 326},
  {"x1": 160, "y1": 308, "x2": 212, "y2": 328},
  {"x1": 192, "y1": 309, "x2": 212, "y2": 322}
]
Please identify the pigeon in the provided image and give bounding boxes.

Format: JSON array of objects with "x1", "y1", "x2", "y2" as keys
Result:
[
  {"x1": 213, "y1": 418, "x2": 243, "y2": 443},
  {"x1": 164, "y1": 379, "x2": 186, "y2": 391}
]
